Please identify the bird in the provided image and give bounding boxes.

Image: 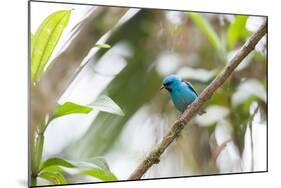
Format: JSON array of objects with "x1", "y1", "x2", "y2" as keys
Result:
[{"x1": 160, "y1": 74, "x2": 206, "y2": 115}]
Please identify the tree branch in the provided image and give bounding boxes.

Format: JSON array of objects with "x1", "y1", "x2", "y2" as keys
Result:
[
  {"x1": 127, "y1": 21, "x2": 267, "y2": 180},
  {"x1": 210, "y1": 139, "x2": 231, "y2": 164}
]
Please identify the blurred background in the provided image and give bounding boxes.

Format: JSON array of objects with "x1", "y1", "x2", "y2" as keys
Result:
[{"x1": 31, "y1": 2, "x2": 267, "y2": 184}]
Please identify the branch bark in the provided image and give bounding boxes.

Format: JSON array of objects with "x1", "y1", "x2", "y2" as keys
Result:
[{"x1": 127, "y1": 21, "x2": 267, "y2": 180}]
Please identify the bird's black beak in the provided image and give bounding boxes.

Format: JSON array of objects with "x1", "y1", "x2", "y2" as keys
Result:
[{"x1": 160, "y1": 85, "x2": 165, "y2": 90}]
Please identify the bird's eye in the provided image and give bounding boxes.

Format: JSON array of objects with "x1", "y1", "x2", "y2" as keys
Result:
[{"x1": 164, "y1": 81, "x2": 173, "y2": 86}]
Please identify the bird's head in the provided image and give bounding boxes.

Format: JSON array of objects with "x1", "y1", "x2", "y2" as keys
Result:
[{"x1": 160, "y1": 74, "x2": 182, "y2": 92}]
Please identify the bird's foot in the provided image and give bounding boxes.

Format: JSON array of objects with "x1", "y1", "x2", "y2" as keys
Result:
[{"x1": 198, "y1": 108, "x2": 206, "y2": 115}]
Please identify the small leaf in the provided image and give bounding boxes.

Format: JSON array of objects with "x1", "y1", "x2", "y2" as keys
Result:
[
  {"x1": 70, "y1": 158, "x2": 117, "y2": 181},
  {"x1": 38, "y1": 170, "x2": 67, "y2": 184},
  {"x1": 95, "y1": 43, "x2": 111, "y2": 49},
  {"x1": 53, "y1": 102, "x2": 92, "y2": 119},
  {"x1": 31, "y1": 10, "x2": 71, "y2": 81},
  {"x1": 41, "y1": 157, "x2": 76, "y2": 170},
  {"x1": 91, "y1": 95, "x2": 124, "y2": 116},
  {"x1": 42, "y1": 165, "x2": 65, "y2": 173},
  {"x1": 84, "y1": 157, "x2": 111, "y2": 171},
  {"x1": 188, "y1": 12, "x2": 221, "y2": 50},
  {"x1": 82, "y1": 168, "x2": 117, "y2": 181},
  {"x1": 227, "y1": 15, "x2": 249, "y2": 49}
]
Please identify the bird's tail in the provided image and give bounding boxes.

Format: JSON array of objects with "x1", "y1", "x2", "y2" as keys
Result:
[{"x1": 198, "y1": 108, "x2": 206, "y2": 115}]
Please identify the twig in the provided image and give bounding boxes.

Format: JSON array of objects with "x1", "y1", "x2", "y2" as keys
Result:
[
  {"x1": 211, "y1": 139, "x2": 232, "y2": 164},
  {"x1": 127, "y1": 21, "x2": 267, "y2": 180}
]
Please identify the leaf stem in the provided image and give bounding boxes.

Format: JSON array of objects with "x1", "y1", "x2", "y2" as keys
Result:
[{"x1": 31, "y1": 173, "x2": 37, "y2": 186}]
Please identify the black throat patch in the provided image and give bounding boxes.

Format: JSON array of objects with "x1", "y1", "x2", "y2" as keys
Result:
[{"x1": 166, "y1": 87, "x2": 172, "y2": 92}]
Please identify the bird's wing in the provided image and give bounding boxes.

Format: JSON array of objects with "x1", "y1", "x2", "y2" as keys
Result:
[{"x1": 184, "y1": 81, "x2": 199, "y2": 97}]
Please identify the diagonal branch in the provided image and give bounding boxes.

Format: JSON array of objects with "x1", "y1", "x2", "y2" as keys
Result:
[{"x1": 128, "y1": 21, "x2": 267, "y2": 180}]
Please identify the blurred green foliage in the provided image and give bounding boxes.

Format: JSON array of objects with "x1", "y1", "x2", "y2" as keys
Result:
[
  {"x1": 227, "y1": 16, "x2": 250, "y2": 49},
  {"x1": 63, "y1": 9, "x2": 266, "y2": 175},
  {"x1": 66, "y1": 10, "x2": 163, "y2": 159},
  {"x1": 32, "y1": 6, "x2": 267, "y2": 185},
  {"x1": 188, "y1": 12, "x2": 221, "y2": 50}
]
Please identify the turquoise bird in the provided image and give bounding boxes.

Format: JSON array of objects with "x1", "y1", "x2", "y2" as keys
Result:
[{"x1": 161, "y1": 75, "x2": 205, "y2": 115}]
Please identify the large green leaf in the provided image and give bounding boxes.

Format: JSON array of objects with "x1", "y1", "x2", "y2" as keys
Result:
[
  {"x1": 41, "y1": 157, "x2": 76, "y2": 170},
  {"x1": 227, "y1": 15, "x2": 249, "y2": 49},
  {"x1": 31, "y1": 10, "x2": 71, "y2": 81},
  {"x1": 38, "y1": 170, "x2": 67, "y2": 184},
  {"x1": 91, "y1": 95, "x2": 124, "y2": 116},
  {"x1": 188, "y1": 12, "x2": 221, "y2": 50},
  {"x1": 81, "y1": 168, "x2": 117, "y2": 181},
  {"x1": 53, "y1": 102, "x2": 92, "y2": 119}
]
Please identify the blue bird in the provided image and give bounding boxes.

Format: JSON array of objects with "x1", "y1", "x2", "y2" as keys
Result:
[{"x1": 161, "y1": 75, "x2": 206, "y2": 115}]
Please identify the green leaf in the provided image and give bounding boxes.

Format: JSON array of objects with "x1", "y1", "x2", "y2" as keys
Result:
[
  {"x1": 38, "y1": 170, "x2": 67, "y2": 184},
  {"x1": 227, "y1": 15, "x2": 249, "y2": 49},
  {"x1": 42, "y1": 165, "x2": 65, "y2": 173},
  {"x1": 91, "y1": 95, "x2": 124, "y2": 116},
  {"x1": 188, "y1": 12, "x2": 221, "y2": 50},
  {"x1": 41, "y1": 157, "x2": 76, "y2": 170},
  {"x1": 84, "y1": 157, "x2": 111, "y2": 171},
  {"x1": 82, "y1": 168, "x2": 117, "y2": 181},
  {"x1": 53, "y1": 102, "x2": 92, "y2": 119},
  {"x1": 69, "y1": 157, "x2": 117, "y2": 181},
  {"x1": 95, "y1": 43, "x2": 111, "y2": 49},
  {"x1": 31, "y1": 10, "x2": 71, "y2": 81}
]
